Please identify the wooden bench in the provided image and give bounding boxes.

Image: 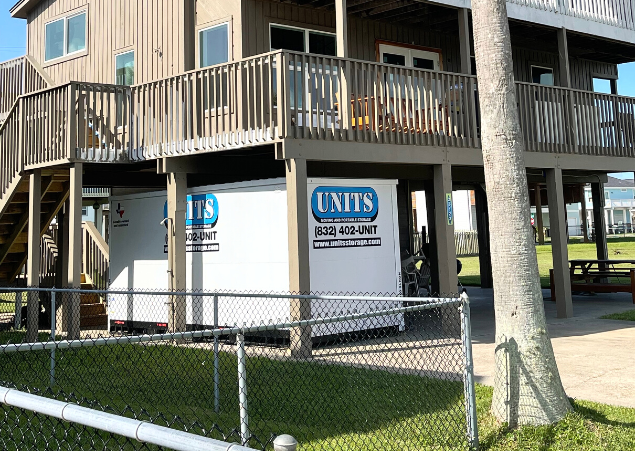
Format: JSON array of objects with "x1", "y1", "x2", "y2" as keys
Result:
[{"x1": 550, "y1": 259, "x2": 635, "y2": 304}]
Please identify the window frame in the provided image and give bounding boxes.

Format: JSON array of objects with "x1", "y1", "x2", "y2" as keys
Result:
[
  {"x1": 114, "y1": 49, "x2": 135, "y2": 86},
  {"x1": 44, "y1": 7, "x2": 88, "y2": 65},
  {"x1": 269, "y1": 23, "x2": 337, "y2": 56},
  {"x1": 196, "y1": 19, "x2": 232, "y2": 70},
  {"x1": 530, "y1": 64, "x2": 555, "y2": 86}
]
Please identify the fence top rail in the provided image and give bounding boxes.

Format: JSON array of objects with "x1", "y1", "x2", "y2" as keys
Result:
[
  {"x1": 0, "y1": 295, "x2": 467, "y2": 354},
  {"x1": 0, "y1": 386, "x2": 258, "y2": 451},
  {"x1": 0, "y1": 55, "x2": 25, "y2": 67},
  {"x1": 0, "y1": 286, "x2": 461, "y2": 302}
]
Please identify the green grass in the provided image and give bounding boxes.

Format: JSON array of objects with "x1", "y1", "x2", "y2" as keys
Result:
[
  {"x1": 2, "y1": 331, "x2": 635, "y2": 450},
  {"x1": 600, "y1": 309, "x2": 635, "y2": 321},
  {"x1": 459, "y1": 236, "x2": 635, "y2": 289}
]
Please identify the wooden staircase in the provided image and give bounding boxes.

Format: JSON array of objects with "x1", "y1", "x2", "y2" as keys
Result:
[
  {"x1": 0, "y1": 170, "x2": 70, "y2": 283},
  {"x1": 79, "y1": 273, "x2": 108, "y2": 329}
]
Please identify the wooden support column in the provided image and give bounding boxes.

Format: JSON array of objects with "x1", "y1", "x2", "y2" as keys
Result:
[
  {"x1": 591, "y1": 182, "x2": 608, "y2": 260},
  {"x1": 474, "y1": 185, "x2": 493, "y2": 288},
  {"x1": 535, "y1": 184, "x2": 545, "y2": 245},
  {"x1": 335, "y1": 0, "x2": 350, "y2": 139},
  {"x1": 26, "y1": 169, "x2": 42, "y2": 342},
  {"x1": 65, "y1": 164, "x2": 83, "y2": 339},
  {"x1": 557, "y1": 28, "x2": 571, "y2": 88},
  {"x1": 546, "y1": 168, "x2": 573, "y2": 318},
  {"x1": 286, "y1": 158, "x2": 311, "y2": 358},
  {"x1": 580, "y1": 185, "x2": 589, "y2": 243},
  {"x1": 458, "y1": 8, "x2": 472, "y2": 75},
  {"x1": 433, "y1": 164, "x2": 458, "y2": 294},
  {"x1": 167, "y1": 172, "x2": 187, "y2": 332}
]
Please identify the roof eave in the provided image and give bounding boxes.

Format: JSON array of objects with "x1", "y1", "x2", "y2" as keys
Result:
[{"x1": 10, "y1": 0, "x2": 38, "y2": 19}]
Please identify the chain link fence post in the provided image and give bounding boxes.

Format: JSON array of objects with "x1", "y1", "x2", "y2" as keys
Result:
[
  {"x1": 460, "y1": 292, "x2": 479, "y2": 449},
  {"x1": 213, "y1": 293, "x2": 220, "y2": 414},
  {"x1": 237, "y1": 332, "x2": 250, "y2": 446},
  {"x1": 50, "y1": 290, "x2": 56, "y2": 388},
  {"x1": 14, "y1": 291, "x2": 22, "y2": 330}
]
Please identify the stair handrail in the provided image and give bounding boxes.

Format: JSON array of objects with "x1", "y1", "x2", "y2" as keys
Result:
[{"x1": 82, "y1": 221, "x2": 109, "y2": 290}]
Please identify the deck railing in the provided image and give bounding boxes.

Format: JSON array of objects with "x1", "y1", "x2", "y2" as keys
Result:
[
  {"x1": 81, "y1": 221, "x2": 109, "y2": 291},
  {"x1": 5, "y1": 51, "x2": 635, "y2": 175},
  {"x1": 508, "y1": 0, "x2": 635, "y2": 30},
  {"x1": 516, "y1": 82, "x2": 635, "y2": 157},
  {"x1": 0, "y1": 56, "x2": 52, "y2": 123}
]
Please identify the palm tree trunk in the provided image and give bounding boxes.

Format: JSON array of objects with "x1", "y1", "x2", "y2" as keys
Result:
[{"x1": 471, "y1": 0, "x2": 572, "y2": 426}]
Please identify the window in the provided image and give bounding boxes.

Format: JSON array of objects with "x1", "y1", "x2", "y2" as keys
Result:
[
  {"x1": 199, "y1": 23, "x2": 229, "y2": 68},
  {"x1": 531, "y1": 66, "x2": 554, "y2": 86},
  {"x1": 378, "y1": 43, "x2": 441, "y2": 71},
  {"x1": 115, "y1": 51, "x2": 134, "y2": 86},
  {"x1": 45, "y1": 11, "x2": 87, "y2": 62},
  {"x1": 81, "y1": 207, "x2": 88, "y2": 216},
  {"x1": 270, "y1": 24, "x2": 336, "y2": 56},
  {"x1": 593, "y1": 77, "x2": 613, "y2": 94}
]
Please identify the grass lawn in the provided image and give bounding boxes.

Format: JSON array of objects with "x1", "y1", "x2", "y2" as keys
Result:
[
  {"x1": 459, "y1": 236, "x2": 635, "y2": 289},
  {"x1": 601, "y1": 309, "x2": 635, "y2": 321},
  {"x1": 0, "y1": 332, "x2": 635, "y2": 450}
]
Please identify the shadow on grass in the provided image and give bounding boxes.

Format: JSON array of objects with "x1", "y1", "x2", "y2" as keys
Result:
[{"x1": 573, "y1": 401, "x2": 635, "y2": 429}]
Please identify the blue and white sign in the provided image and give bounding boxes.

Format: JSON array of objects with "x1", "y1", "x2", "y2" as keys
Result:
[
  {"x1": 163, "y1": 193, "x2": 219, "y2": 228},
  {"x1": 311, "y1": 186, "x2": 379, "y2": 223},
  {"x1": 163, "y1": 193, "x2": 220, "y2": 253},
  {"x1": 446, "y1": 193, "x2": 454, "y2": 226}
]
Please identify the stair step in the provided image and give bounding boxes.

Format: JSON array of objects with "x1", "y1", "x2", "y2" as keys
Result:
[
  {"x1": 80, "y1": 293, "x2": 101, "y2": 304},
  {"x1": 80, "y1": 314, "x2": 108, "y2": 329},
  {"x1": 80, "y1": 303, "x2": 106, "y2": 316}
]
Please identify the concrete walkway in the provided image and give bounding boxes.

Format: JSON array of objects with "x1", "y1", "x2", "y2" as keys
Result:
[{"x1": 468, "y1": 287, "x2": 635, "y2": 408}]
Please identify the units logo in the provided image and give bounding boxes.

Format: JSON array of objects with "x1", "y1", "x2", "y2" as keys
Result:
[
  {"x1": 311, "y1": 186, "x2": 378, "y2": 223},
  {"x1": 163, "y1": 193, "x2": 219, "y2": 228},
  {"x1": 116, "y1": 203, "x2": 125, "y2": 218}
]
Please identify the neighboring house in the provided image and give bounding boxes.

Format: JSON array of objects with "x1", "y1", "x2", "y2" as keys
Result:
[
  {"x1": 2, "y1": 0, "x2": 635, "y2": 324},
  {"x1": 531, "y1": 176, "x2": 635, "y2": 237}
]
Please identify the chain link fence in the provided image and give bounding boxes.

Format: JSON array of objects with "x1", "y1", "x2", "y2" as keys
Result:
[{"x1": 0, "y1": 288, "x2": 478, "y2": 450}]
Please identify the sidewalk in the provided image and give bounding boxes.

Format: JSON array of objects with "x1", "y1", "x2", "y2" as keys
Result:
[{"x1": 468, "y1": 287, "x2": 635, "y2": 408}]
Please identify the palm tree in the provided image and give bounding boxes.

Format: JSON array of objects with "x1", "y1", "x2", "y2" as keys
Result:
[{"x1": 471, "y1": 0, "x2": 572, "y2": 426}]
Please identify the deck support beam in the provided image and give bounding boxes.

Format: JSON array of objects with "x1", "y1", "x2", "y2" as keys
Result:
[
  {"x1": 167, "y1": 172, "x2": 187, "y2": 333},
  {"x1": 64, "y1": 164, "x2": 83, "y2": 339},
  {"x1": 286, "y1": 158, "x2": 312, "y2": 359},
  {"x1": 591, "y1": 182, "x2": 608, "y2": 260},
  {"x1": 580, "y1": 184, "x2": 589, "y2": 243},
  {"x1": 26, "y1": 169, "x2": 41, "y2": 342},
  {"x1": 474, "y1": 185, "x2": 493, "y2": 288},
  {"x1": 458, "y1": 8, "x2": 472, "y2": 75},
  {"x1": 433, "y1": 164, "x2": 458, "y2": 295},
  {"x1": 546, "y1": 168, "x2": 573, "y2": 318},
  {"x1": 557, "y1": 28, "x2": 571, "y2": 88},
  {"x1": 535, "y1": 184, "x2": 545, "y2": 245},
  {"x1": 335, "y1": 0, "x2": 350, "y2": 139}
]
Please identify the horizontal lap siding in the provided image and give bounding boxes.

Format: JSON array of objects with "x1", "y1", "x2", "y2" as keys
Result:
[{"x1": 27, "y1": 0, "x2": 187, "y2": 85}]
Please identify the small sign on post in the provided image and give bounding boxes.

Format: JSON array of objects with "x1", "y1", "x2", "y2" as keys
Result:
[{"x1": 446, "y1": 193, "x2": 454, "y2": 226}]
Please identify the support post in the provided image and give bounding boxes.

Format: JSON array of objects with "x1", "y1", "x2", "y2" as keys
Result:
[
  {"x1": 546, "y1": 168, "x2": 573, "y2": 318},
  {"x1": 433, "y1": 164, "x2": 458, "y2": 294},
  {"x1": 557, "y1": 28, "x2": 571, "y2": 88},
  {"x1": 213, "y1": 294, "x2": 220, "y2": 414},
  {"x1": 50, "y1": 291, "x2": 56, "y2": 388},
  {"x1": 535, "y1": 184, "x2": 545, "y2": 245},
  {"x1": 66, "y1": 164, "x2": 83, "y2": 339},
  {"x1": 26, "y1": 169, "x2": 42, "y2": 343},
  {"x1": 591, "y1": 182, "x2": 608, "y2": 259},
  {"x1": 286, "y1": 158, "x2": 312, "y2": 358},
  {"x1": 335, "y1": 0, "x2": 350, "y2": 139},
  {"x1": 458, "y1": 8, "x2": 472, "y2": 75},
  {"x1": 474, "y1": 185, "x2": 493, "y2": 288},
  {"x1": 236, "y1": 333, "x2": 250, "y2": 446},
  {"x1": 167, "y1": 172, "x2": 187, "y2": 332},
  {"x1": 580, "y1": 185, "x2": 589, "y2": 243}
]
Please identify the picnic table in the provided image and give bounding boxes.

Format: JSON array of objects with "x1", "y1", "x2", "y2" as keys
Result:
[{"x1": 550, "y1": 259, "x2": 635, "y2": 303}]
